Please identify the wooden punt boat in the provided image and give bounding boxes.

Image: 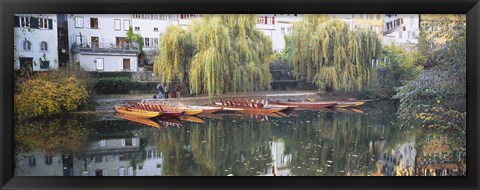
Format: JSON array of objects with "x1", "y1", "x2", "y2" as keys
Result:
[
  {"x1": 114, "y1": 106, "x2": 161, "y2": 119},
  {"x1": 131, "y1": 103, "x2": 184, "y2": 118},
  {"x1": 270, "y1": 100, "x2": 336, "y2": 108},
  {"x1": 163, "y1": 106, "x2": 203, "y2": 116},
  {"x1": 214, "y1": 102, "x2": 286, "y2": 114},
  {"x1": 178, "y1": 115, "x2": 205, "y2": 123},
  {"x1": 186, "y1": 106, "x2": 223, "y2": 114},
  {"x1": 349, "y1": 107, "x2": 365, "y2": 114},
  {"x1": 334, "y1": 101, "x2": 368, "y2": 107},
  {"x1": 334, "y1": 102, "x2": 357, "y2": 108},
  {"x1": 116, "y1": 113, "x2": 161, "y2": 128}
]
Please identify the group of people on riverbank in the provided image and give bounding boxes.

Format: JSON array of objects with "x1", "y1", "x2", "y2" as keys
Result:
[{"x1": 155, "y1": 83, "x2": 181, "y2": 99}]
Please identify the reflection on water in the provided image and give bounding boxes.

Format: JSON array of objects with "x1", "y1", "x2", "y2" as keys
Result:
[{"x1": 14, "y1": 101, "x2": 466, "y2": 176}]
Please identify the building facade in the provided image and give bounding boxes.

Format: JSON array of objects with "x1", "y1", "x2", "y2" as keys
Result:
[
  {"x1": 67, "y1": 14, "x2": 139, "y2": 72},
  {"x1": 383, "y1": 14, "x2": 420, "y2": 46},
  {"x1": 72, "y1": 137, "x2": 142, "y2": 176},
  {"x1": 14, "y1": 14, "x2": 59, "y2": 72}
]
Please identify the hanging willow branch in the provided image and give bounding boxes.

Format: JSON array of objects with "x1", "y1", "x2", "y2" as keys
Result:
[
  {"x1": 289, "y1": 15, "x2": 381, "y2": 92},
  {"x1": 154, "y1": 15, "x2": 273, "y2": 96}
]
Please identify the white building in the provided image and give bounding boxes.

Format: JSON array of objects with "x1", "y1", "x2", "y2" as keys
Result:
[
  {"x1": 135, "y1": 146, "x2": 163, "y2": 176},
  {"x1": 255, "y1": 14, "x2": 304, "y2": 52},
  {"x1": 73, "y1": 138, "x2": 141, "y2": 176},
  {"x1": 15, "y1": 152, "x2": 64, "y2": 176},
  {"x1": 68, "y1": 14, "x2": 139, "y2": 72},
  {"x1": 383, "y1": 14, "x2": 420, "y2": 46},
  {"x1": 14, "y1": 14, "x2": 59, "y2": 72}
]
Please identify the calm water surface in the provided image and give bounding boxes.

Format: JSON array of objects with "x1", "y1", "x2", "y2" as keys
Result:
[{"x1": 14, "y1": 101, "x2": 466, "y2": 176}]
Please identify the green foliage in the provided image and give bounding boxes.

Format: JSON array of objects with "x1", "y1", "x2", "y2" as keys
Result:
[
  {"x1": 93, "y1": 78, "x2": 158, "y2": 94},
  {"x1": 288, "y1": 15, "x2": 381, "y2": 92},
  {"x1": 154, "y1": 15, "x2": 273, "y2": 96},
  {"x1": 88, "y1": 72, "x2": 132, "y2": 79},
  {"x1": 380, "y1": 45, "x2": 423, "y2": 89},
  {"x1": 126, "y1": 26, "x2": 144, "y2": 52},
  {"x1": 14, "y1": 66, "x2": 90, "y2": 121},
  {"x1": 393, "y1": 17, "x2": 466, "y2": 138}
]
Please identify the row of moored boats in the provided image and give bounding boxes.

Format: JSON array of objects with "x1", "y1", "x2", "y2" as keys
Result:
[{"x1": 114, "y1": 98, "x2": 371, "y2": 119}]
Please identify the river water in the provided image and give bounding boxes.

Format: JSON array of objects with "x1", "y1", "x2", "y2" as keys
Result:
[{"x1": 14, "y1": 101, "x2": 466, "y2": 176}]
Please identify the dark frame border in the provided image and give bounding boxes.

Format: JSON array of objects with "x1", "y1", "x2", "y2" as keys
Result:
[{"x1": 1, "y1": 0, "x2": 478, "y2": 190}]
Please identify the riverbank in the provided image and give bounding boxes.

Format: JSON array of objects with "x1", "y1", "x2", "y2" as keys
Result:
[{"x1": 90, "y1": 90, "x2": 366, "y2": 113}]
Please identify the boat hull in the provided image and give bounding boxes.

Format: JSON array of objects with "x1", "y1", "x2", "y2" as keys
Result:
[
  {"x1": 114, "y1": 106, "x2": 160, "y2": 119},
  {"x1": 116, "y1": 113, "x2": 160, "y2": 128},
  {"x1": 270, "y1": 101, "x2": 336, "y2": 108}
]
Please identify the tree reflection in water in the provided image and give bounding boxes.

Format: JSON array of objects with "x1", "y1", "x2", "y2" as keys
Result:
[{"x1": 14, "y1": 101, "x2": 466, "y2": 176}]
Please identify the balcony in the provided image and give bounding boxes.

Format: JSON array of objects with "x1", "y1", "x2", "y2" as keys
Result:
[{"x1": 71, "y1": 42, "x2": 139, "y2": 55}]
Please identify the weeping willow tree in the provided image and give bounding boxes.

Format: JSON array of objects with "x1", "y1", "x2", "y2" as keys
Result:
[
  {"x1": 154, "y1": 15, "x2": 273, "y2": 96},
  {"x1": 289, "y1": 15, "x2": 381, "y2": 92}
]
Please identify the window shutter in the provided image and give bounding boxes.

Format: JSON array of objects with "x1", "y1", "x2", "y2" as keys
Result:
[
  {"x1": 98, "y1": 18, "x2": 102, "y2": 29},
  {"x1": 14, "y1": 16, "x2": 20, "y2": 27},
  {"x1": 30, "y1": 17, "x2": 39, "y2": 29},
  {"x1": 272, "y1": 17, "x2": 275, "y2": 24},
  {"x1": 85, "y1": 17, "x2": 90, "y2": 28},
  {"x1": 86, "y1": 36, "x2": 91, "y2": 47},
  {"x1": 130, "y1": 59, "x2": 134, "y2": 70},
  {"x1": 119, "y1": 59, "x2": 123, "y2": 70},
  {"x1": 48, "y1": 19, "x2": 53, "y2": 29},
  {"x1": 264, "y1": 16, "x2": 267, "y2": 24}
]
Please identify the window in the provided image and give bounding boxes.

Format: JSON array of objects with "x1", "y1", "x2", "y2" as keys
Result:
[
  {"x1": 95, "y1": 169, "x2": 104, "y2": 176},
  {"x1": 119, "y1": 167, "x2": 125, "y2": 176},
  {"x1": 99, "y1": 139, "x2": 107, "y2": 147},
  {"x1": 81, "y1": 171, "x2": 89, "y2": 176},
  {"x1": 410, "y1": 16, "x2": 414, "y2": 24},
  {"x1": 154, "y1": 27, "x2": 159, "y2": 32},
  {"x1": 95, "y1": 58, "x2": 104, "y2": 70},
  {"x1": 170, "y1": 14, "x2": 177, "y2": 20},
  {"x1": 114, "y1": 19, "x2": 121, "y2": 30},
  {"x1": 398, "y1": 31, "x2": 402, "y2": 39},
  {"x1": 287, "y1": 28, "x2": 292, "y2": 35},
  {"x1": 154, "y1": 38, "x2": 159, "y2": 46},
  {"x1": 281, "y1": 27, "x2": 285, "y2": 35},
  {"x1": 75, "y1": 17, "x2": 84, "y2": 28},
  {"x1": 162, "y1": 14, "x2": 168, "y2": 20},
  {"x1": 376, "y1": 14, "x2": 381, "y2": 20},
  {"x1": 39, "y1": 18, "x2": 48, "y2": 29},
  {"x1": 20, "y1": 16, "x2": 30, "y2": 28},
  {"x1": 138, "y1": 165, "x2": 143, "y2": 170},
  {"x1": 145, "y1": 14, "x2": 150, "y2": 19},
  {"x1": 153, "y1": 14, "x2": 159, "y2": 20},
  {"x1": 22, "y1": 40, "x2": 32, "y2": 51},
  {"x1": 156, "y1": 163, "x2": 161, "y2": 168},
  {"x1": 40, "y1": 41, "x2": 48, "y2": 52},
  {"x1": 95, "y1": 155, "x2": 103, "y2": 163},
  {"x1": 408, "y1": 31, "x2": 412, "y2": 39},
  {"x1": 145, "y1": 38, "x2": 150, "y2": 47},
  {"x1": 259, "y1": 16, "x2": 265, "y2": 24},
  {"x1": 134, "y1": 27, "x2": 140, "y2": 31},
  {"x1": 123, "y1": 20, "x2": 130, "y2": 31},
  {"x1": 90, "y1": 18, "x2": 99, "y2": 29},
  {"x1": 128, "y1": 167, "x2": 134, "y2": 176},
  {"x1": 40, "y1": 60, "x2": 50, "y2": 69}
]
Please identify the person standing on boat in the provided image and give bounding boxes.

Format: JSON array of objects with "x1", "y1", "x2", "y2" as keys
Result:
[
  {"x1": 157, "y1": 83, "x2": 164, "y2": 99},
  {"x1": 164, "y1": 83, "x2": 169, "y2": 99}
]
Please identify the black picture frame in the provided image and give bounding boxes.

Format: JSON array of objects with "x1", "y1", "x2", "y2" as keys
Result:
[{"x1": 1, "y1": 0, "x2": 478, "y2": 190}]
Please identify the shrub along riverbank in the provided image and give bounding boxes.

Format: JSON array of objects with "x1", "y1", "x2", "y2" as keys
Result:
[{"x1": 14, "y1": 64, "x2": 93, "y2": 122}]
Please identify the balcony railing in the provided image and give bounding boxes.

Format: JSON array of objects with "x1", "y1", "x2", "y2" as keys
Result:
[{"x1": 71, "y1": 42, "x2": 139, "y2": 54}]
